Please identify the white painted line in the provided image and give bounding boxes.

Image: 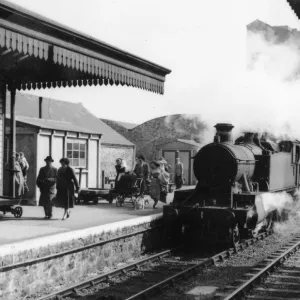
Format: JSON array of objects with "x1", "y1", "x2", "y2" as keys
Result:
[{"x1": 0, "y1": 213, "x2": 163, "y2": 256}]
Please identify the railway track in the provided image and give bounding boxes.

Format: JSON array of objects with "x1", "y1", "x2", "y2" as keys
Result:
[
  {"x1": 215, "y1": 234, "x2": 300, "y2": 300},
  {"x1": 36, "y1": 231, "x2": 272, "y2": 300}
]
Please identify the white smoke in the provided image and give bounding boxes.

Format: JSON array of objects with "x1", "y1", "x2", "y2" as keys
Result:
[
  {"x1": 198, "y1": 25, "x2": 300, "y2": 144},
  {"x1": 259, "y1": 190, "x2": 300, "y2": 235},
  {"x1": 260, "y1": 191, "x2": 294, "y2": 215}
]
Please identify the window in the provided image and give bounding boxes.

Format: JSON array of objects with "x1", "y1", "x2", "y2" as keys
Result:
[{"x1": 66, "y1": 140, "x2": 87, "y2": 167}]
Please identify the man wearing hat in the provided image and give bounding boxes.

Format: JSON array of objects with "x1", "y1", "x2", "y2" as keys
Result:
[
  {"x1": 133, "y1": 154, "x2": 150, "y2": 197},
  {"x1": 36, "y1": 156, "x2": 58, "y2": 219}
]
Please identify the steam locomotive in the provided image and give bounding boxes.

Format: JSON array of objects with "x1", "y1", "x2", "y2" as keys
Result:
[{"x1": 163, "y1": 123, "x2": 300, "y2": 247}]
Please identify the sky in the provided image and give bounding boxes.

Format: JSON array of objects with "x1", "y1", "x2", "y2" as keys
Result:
[{"x1": 7, "y1": 0, "x2": 300, "y2": 125}]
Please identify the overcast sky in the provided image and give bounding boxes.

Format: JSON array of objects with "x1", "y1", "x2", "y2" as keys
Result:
[{"x1": 8, "y1": 0, "x2": 300, "y2": 124}]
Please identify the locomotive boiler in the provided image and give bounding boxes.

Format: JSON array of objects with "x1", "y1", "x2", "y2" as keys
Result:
[{"x1": 163, "y1": 123, "x2": 300, "y2": 247}]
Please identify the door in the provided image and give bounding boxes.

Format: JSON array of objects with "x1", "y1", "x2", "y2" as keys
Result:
[{"x1": 179, "y1": 151, "x2": 190, "y2": 185}]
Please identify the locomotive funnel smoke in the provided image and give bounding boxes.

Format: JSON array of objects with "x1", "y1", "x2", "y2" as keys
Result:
[{"x1": 191, "y1": 21, "x2": 300, "y2": 144}]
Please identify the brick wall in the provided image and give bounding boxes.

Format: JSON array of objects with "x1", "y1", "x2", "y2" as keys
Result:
[{"x1": 101, "y1": 144, "x2": 135, "y2": 182}]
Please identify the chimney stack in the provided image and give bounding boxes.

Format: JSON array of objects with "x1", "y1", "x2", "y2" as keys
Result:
[
  {"x1": 39, "y1": 97, "x2": 42, "y2": 119},
  {"x1": 214, "y1": 123, "x2": 234, "y2": 143}
]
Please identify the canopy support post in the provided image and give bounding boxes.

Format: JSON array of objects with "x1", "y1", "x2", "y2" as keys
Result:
[
  {"x1": 9, "y1": 88, "x2": 16, "y2": 198},
  {"x1": 0, "y1": 81, "x2": 5, "y2": 196}
]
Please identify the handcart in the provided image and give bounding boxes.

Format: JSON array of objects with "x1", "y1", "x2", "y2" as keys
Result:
[
  {"x1": 114, "y1": 174, "x2": 144, "y2": 207},
  {"x1": 75, "y1": 167, "x2": 114, "y2": 204},
  {"x1": 0, "y1": 196, "x2": 23, "y2": 218}
]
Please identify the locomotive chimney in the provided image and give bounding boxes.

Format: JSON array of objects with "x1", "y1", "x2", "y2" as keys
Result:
[
  {"x1": 244, "y1": 132, "x2": 255, "y2": 144},
  {"x1": 214, "y1": 123, "x2": 234, "y2": 143}
]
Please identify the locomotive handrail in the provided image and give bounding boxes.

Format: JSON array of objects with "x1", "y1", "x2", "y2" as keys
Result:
[{"x1": 235, "y1": 159, "x2": 258, "y2": 162}]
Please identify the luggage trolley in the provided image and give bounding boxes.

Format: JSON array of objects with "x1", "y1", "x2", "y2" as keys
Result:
[
  {"x1": 75, "y1": 168, "x2": 114, "y2": 204},
  {"x1": 0, "y1": 196, "x2": 23, "y2": 218}
]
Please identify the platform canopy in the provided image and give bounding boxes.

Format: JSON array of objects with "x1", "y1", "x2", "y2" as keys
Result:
[
  {"x1": 0, "y1": 0, "x2": 171, "y2": 94},
  {"x1": 286, "y1": 0, "x2": 300, "y2": 20}
]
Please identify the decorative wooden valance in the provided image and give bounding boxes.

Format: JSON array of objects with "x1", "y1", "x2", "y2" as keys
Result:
[{"x1": 0, "y1": 0, "x2": 171, "y2": 94}]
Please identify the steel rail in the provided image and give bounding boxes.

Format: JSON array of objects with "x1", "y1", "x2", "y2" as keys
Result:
[
  {"x1": 123, "y1": 231, "x2": 273, "y2": 300},
  {"x1": 36, "y1": 249, "x2": 174, "y2": 300},
  {"x1": 37, "y1": 231, "x2": 272, "y2": 300},
  {"x1": 222, "y1": 234, "x2": 300, "y2": 300},
  {"x1": 0, "y1": 224, "x2": 162, "y2": 272}
]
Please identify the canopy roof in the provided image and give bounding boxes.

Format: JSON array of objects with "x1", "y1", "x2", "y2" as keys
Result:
[
  {"x1": 286, "y1": 0, "x2": 300, "y2": 19},
  {"x1": 0, "y1": 0, "x2": 171, "y2": 94}
]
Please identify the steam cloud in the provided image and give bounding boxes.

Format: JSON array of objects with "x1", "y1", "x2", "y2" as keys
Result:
[{"x1": 174, "y1": 22, "x2": 300, "y2": 145}]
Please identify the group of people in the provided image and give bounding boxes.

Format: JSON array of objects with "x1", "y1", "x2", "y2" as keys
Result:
[
  {"x1": 36, "y1": 156, "x2": 80, "y2": 220},
  {"x1": 115, "y1": 155, "x2": 184, "y2": 209}
]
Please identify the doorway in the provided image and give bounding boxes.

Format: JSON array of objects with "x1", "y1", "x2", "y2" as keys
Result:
[{"x1": 162, "y1": 150, "x2": 191, "y2": 185}]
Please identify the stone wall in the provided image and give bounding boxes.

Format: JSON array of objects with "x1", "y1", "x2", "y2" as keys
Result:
[
  {"x1": 101, "y1": 144, "x2": 135, "y2": 182},
  {"x1": 102, "y1": 115, "x2": 206, "y2": 163},
  {"x1": 128, "y1": 114, "x2": 206, "y2": 162},
  {"x1": 0, "y1": 217, "x2": 163, "y2": 300}
]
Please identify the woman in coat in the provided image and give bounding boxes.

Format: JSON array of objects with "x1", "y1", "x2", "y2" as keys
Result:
[
  {"x1": 56, "y1": 158, "x2": 80, "y2": 220},
  {"x1": 149, "y1": 161, "x2": 170, "y2": 209},
  {"x1": 115, "y1": 158, "x2": 128, "y2": 182}
]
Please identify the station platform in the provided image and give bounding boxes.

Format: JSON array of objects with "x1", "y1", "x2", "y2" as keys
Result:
[{"x1": 0, "y1": 194, "x2": 171, "y2": 247}]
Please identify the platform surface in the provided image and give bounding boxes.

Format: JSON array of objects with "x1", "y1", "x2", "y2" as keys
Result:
[{"x1": 0, "y1": 194, "x2": 173, "y2": 246}]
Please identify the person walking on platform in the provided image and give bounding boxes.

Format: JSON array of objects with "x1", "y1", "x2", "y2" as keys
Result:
[
  {"x1": 36, "y1": 156, "x2": 57, "y2": 219},
  {"x1": 133, "y1": 155, "x2": 150, "y2": 197},
  {"x1": 149, "y1": 160, "x2": 170, "y2": 209},
  {"x1": 56, "y1": 158, "x2": 80, "y2": 220},
  {"x1": 175, "y1": 157, "x2": 184, "y2": 189}
]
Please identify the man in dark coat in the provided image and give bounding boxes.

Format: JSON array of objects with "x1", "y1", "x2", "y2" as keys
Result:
[
  {"x1": 133, "y1": 155, "x2": 150, "y2": 196},
  {"x1": 36, "y1": 156, "x2": 58, "y2": 219}
]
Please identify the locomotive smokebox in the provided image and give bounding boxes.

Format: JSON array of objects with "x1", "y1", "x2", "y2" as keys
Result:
[{"x1": 214, "y1": 123, "x2": 234, "y2": 143}]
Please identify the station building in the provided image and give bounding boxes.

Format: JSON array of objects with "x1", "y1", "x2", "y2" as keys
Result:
[
  {"x1": 102, "y1": 114, "x2": 205, "y2": 185},
  {"x1": 4, "y1": 93, "x2": 135, "y2": 204},
  {"x1": 0, "y1": 0, "x2": 170, "y2": 199}
]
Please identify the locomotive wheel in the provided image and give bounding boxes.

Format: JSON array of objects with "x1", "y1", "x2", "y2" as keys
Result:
[
  {"x1": 229, "y1": 224, "x2": 240, "y2": 248},
  {"x1": 93, "y1": 197, "x2": 98, "y2": 204},
  {"x1": 13, "y1": 206, "x2": 23, "y2": 218}
]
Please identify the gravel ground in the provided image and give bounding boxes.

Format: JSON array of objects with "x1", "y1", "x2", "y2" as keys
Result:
[{"x1": 154, "y1": 217, "x2": 300, "y2": 300}]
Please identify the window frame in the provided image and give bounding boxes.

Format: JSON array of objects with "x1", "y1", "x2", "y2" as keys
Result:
[{"x1": 66, "y1": 139, "x2": 88, "y2": 168}]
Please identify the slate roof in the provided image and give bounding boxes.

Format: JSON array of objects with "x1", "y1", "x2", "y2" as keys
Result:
[
  {"x1": 155, "y1": 138, "x2": 203, "y2": 148},
  {"x1": 15, "y1": 116, "x2": 97, "y2": 134},
  {"x1": 6, "y1": 93, "x2": 134, "y2": 146},
  {"x1": 101, "y1": 118, "x2": 138, "y2": 130},
  {"x1": 177, "y1": 139, "x2": 203, "y2": 147}
]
